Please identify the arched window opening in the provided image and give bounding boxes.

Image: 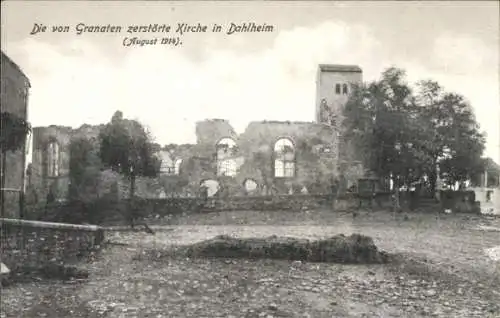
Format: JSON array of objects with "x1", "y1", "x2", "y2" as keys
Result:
[
  {"x1": 47, "y1": 141, "x2": 60, "y2": 177},
  {"x1": 243, "y1": 179, "x2": 258, "y2": 194},
  {"x1": 158, "y1": 150, "x2": 183, "y2": 175},
  {"x1": 342, "y1": 83, "x2": 349, "y2": 95},
  {"x1": 216, "y1": 137, "x2": 237, "y2": 177},
  {"x1": 174, "y1": 158, "x2": 182, "y2": 175},
  {"x1": 200, "y1": 179, "x2": 220, "y2": 197},
  {"x1": 159, "y1": 157, "x2": 173, "y2": 174},
  {"x1": 274, "y1": 138, "x2": 295, "y2": 178}
]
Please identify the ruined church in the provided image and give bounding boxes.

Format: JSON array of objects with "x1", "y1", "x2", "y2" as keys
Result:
[{"x1": 28, "y1": 64, "x2": 365, "y2": 201}]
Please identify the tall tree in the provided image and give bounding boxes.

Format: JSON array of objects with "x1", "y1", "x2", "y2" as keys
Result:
[
  {"x1": 98, "y1": 111, "x2": 160, "y2": 227},
  {"x1": 343, "y1": 67, "x2": 417, "y2": 185},
  {"x1": 68, "y1": 137, "x2": 102, "y2": 202},
  {"x1": 415, "y1": 81, "x2": 486, "y2": 189},
  {"x1": 343, "y1": 67, "x2": 486, "y2": 195}
]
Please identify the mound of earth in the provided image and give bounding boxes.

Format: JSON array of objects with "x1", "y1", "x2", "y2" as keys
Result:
[{"x1": 186, "y1": 234, "x2": 390, "y2": 264}]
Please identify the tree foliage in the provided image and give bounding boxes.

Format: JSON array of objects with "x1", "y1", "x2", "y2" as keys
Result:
[
  {"x1": 99, "y1": 111, "x2": 160, "y2": 179},
  {"x1": 98, "y1": 111, "x2": 161, "y2": 200},
  {"x1": 343, "y1": 67, "x2": 487, "y2": 189},
  {"x1": 414, "y1": 81, "x2": 486, "y2": 186},
  {"x1": 68, "y1": 137, "x2": 102, "y2": 202},
  {"x1": 0, "y1": 112, "x2": 31, "y2": 153}
]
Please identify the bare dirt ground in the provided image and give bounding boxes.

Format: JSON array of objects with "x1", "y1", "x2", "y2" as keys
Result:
[{"x1": 1, "y1": 209, "x2": 500, "y2": 317}]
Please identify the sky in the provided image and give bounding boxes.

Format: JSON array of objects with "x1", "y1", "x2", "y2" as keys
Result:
[{"x1": 1, "y1": 1, "x2": 499, "y2": 163}]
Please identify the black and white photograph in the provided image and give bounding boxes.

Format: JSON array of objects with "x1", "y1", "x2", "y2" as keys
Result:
[{"x1": 1, "y1": 1, "x2": 499, "y2": 317}]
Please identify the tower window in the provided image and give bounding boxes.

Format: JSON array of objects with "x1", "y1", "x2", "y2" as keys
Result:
[
  {"x1": 342, "y1": 84, "x2": 349, "y2": 95},
  {"x1": 335, "y1": 84, "x2": 341, "y2": 94}
]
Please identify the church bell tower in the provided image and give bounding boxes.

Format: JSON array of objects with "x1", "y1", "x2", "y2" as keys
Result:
[
  {"x1": 315, "y1": 64, "x2": 363, "y2": 176},
  {"x1": 315, "y1": 64, "x2": 363, "y2": 126}
]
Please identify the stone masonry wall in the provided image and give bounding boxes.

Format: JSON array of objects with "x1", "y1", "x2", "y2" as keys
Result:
[
  {"x1": 189, "y1": 119, "x2": 341, "y2": 196},
  {"x1": 30, "y1": 125, "x2": 104, "y2": 203},
  {"x1": 30, "y1": 117, "x2": 365, "y2": 203},
  {"x1": 0, "y1": 218, "x2": 104, "y2": 273},
  {"x1": 239, "y1": 121, "x2": 338, "y2": 189},
  {"x1": 1, "y1": 51, "x2": 30, "y2": 218},
  {"x1": 37, "y1": 194, "x2": 337, "y2": 225}
]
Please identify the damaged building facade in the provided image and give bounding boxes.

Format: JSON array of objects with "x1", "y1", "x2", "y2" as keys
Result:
[
  {"x1": 29, "y1": 124, "x2": 104, "y2": 203},
  {"x1": 1, "y1": 51, "x2": 31, "y2": 217},
  {"x1": 29, "y1": 64, "x2": 365, "y2": 201}
]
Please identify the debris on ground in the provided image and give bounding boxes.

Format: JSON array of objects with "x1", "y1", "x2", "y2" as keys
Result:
[{"x1": 184, "y1": 234, "x2": 391, "y2": 264}]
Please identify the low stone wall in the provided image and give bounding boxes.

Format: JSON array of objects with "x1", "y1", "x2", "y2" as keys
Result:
[
  {"x1": 0, "y1": 218, "x2": 104, "y2": 274},
  {"x1": 108, "y1": 194, "x2": 334, "y2": 222},
  {"x1": 335, "y1": 192, "x2": 394, "y2": 210},
  {"x1": 440, "y1": 190, "x2": 475, "y2": 204},
  {"x1": 28, "y1": 193, "x2": 399, "y2": 225},
  {"x1": 439, "y1": 190, "x2": 480, "y2": 214},
  {"x1": 201, "y1": 194, "x2": 331, "y2": 212},
  {"x1": 28, "y1": 194, "x2": 335, "y2": 224}
]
